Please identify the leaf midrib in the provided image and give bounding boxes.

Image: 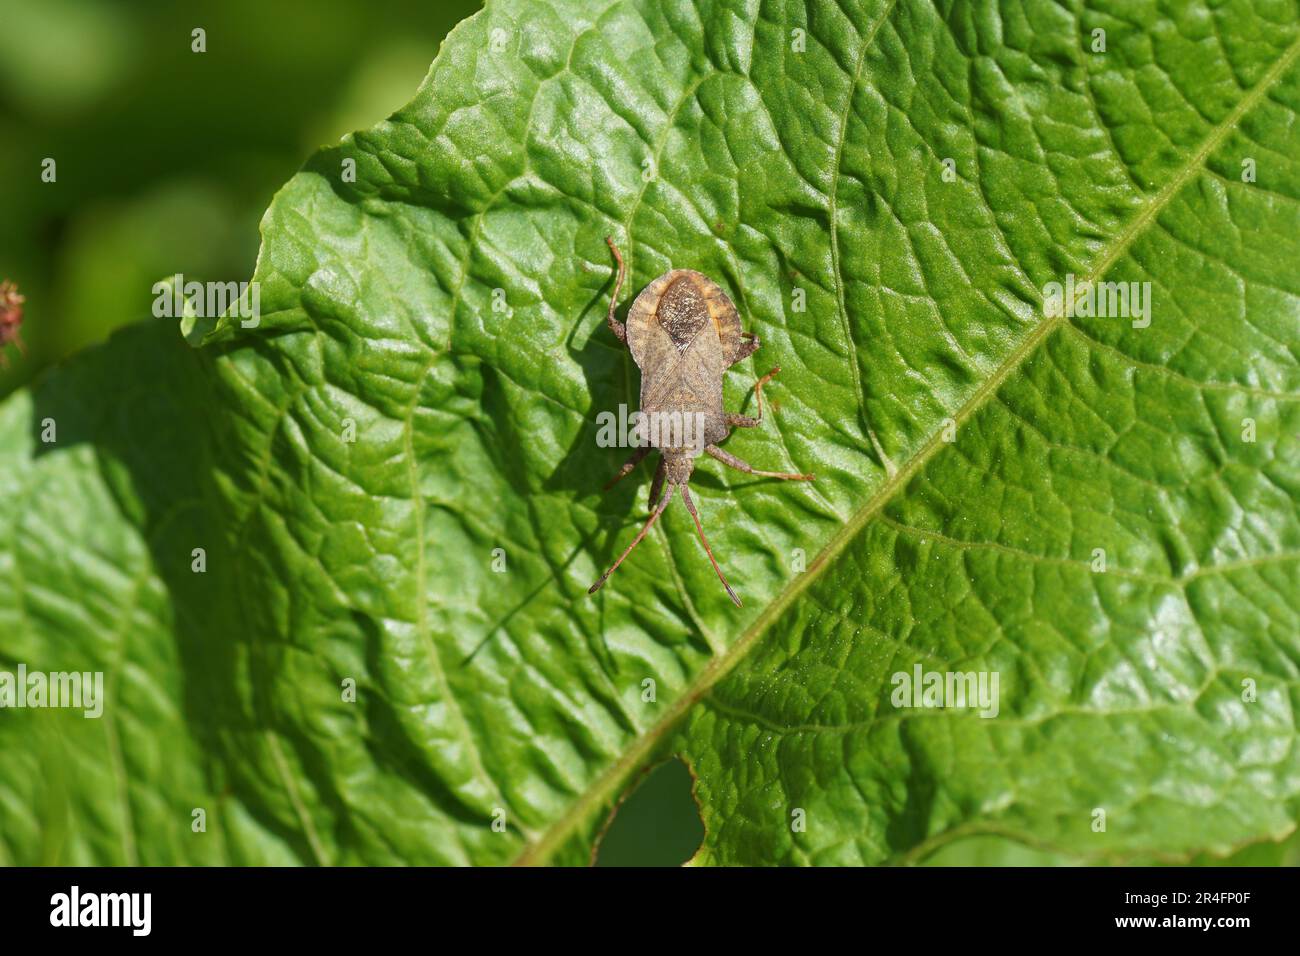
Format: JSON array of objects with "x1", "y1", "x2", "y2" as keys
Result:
[{"x1": 512, "y1": 30, "x2": 1300, "y2": 866}]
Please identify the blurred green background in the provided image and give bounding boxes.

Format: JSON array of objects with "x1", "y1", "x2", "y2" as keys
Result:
[{"x1": 0, "y1": 0, "x2": 483, "y2": 397}]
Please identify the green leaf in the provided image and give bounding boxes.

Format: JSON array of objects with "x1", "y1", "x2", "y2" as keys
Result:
[{"x1": 2, "y1": 0, "x2": 1299, "y2": 866}]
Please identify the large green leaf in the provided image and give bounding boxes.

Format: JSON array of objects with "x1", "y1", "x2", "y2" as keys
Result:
[{"x1": 2, "y1": 0, "x2": 1298, "y2": 866}]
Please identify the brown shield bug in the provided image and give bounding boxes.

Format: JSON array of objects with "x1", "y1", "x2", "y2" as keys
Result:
[
  {"x1": 588, "y1": 237, "x2": 814, "y2": 607},
  {"x1": 0, "y1": 281, "x2": 24, "y2": 367}
]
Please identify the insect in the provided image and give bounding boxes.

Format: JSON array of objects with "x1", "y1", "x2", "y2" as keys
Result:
[
  {"x1": 588, "y1": 237, "x2": 814, "y2": 607},
  {"x1": 0, "y1": 281, "x2": 24, "y2": 367}
]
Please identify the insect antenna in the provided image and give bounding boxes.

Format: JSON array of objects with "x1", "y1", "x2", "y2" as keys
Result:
[
  {"x1": 588, "y1": 484, "x2": 674, "y2": 595},
  {"x1": 679, "y1": 484, "x2": 742, "y2": 607},
  {"x1": 605, "y1": 236, "x2": 626, "y2": 325}
]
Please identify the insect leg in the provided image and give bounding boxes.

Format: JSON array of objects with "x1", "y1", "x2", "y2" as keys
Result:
[
  {"x1": 704, "y1": 443, "x2": 814, "y2": 481},
  {"x1": 725, "y1": 365, "x2": 781, "y2": 427},
  {"x1": 678, "y1": 484, "x2": 742, "y2": 607},
  {"x1": 604, "y1": 236, "x2": 628, "y2": 345},
  {"x1": 647, "y1": 455, "x2": 666, "y2": 513},
  {"x1": 602, "y1": 444, "x2": 651, "y2": 490},
  {"x1": 588, "y1": 485, "x2": 674, "y2": 595},
  {"x1": 730, "y1": 331, "x2": 760, "y2": 366}
]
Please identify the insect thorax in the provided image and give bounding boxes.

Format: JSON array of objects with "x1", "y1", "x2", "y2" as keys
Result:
[{"x1": 656, "y1": 275, "x2": 710, "y2": 348}]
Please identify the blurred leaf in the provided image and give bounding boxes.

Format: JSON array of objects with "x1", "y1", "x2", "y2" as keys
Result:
[{"x1": 1, "y1": 0, "x2": 1299, "y2": 867}]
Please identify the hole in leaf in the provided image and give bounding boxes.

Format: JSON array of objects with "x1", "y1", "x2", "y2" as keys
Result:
[{"x1": 593, "y1": 758, "x2": 704, "y2": 867}]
